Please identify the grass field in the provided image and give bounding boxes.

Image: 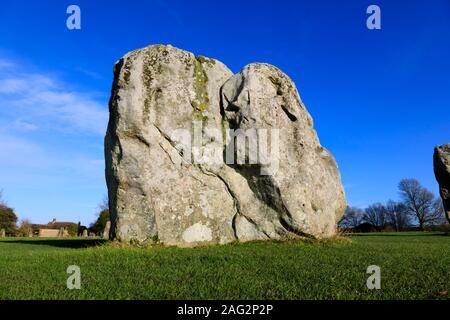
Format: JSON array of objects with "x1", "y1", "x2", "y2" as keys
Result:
[{"x1": 0, "y1": 232, "x2": 449, "y2": 300}]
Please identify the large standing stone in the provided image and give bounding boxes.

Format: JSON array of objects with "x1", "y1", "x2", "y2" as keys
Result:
[
  {"x1": 105, "y1": 44, "x2": 346, "y2": 246},
  {"x1": 106, "y1": 44, "x2": 236, "y2": 245},
  {"x1": 220, "y1": 63, "x2": 346, "y2": 238},
  {"x1": 82, "y1": 229, "x2": 88, "y2": 237},
  {"x1": 434, "y1": 143, "x2": 450, "y2": 222},
  {"x1": 0, "y1": 229, "x2": 5, "y2": 237}
]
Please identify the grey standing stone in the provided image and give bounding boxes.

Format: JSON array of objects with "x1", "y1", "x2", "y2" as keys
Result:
[
  {"x1": 105, "y1": 44, "x2": 346, "y2": 246},
  {"x1": 103, "y1": 221, "x2": 111, "y2": 239},
  {"x1": 0, "y1": 229, "x2": 5, "y2": 237},
  {"x1": 434, "y1": 143, "x2": 450, "y2": 222},
  {"x1": 58, "y1": 227, "x2": 65, "y2": 238},
  {"x1": 220, "y1": 63, "x2": 346, "y2": 239},
  {"x1": 82, "y1": 229, "x2": 88, "y2": 237}
]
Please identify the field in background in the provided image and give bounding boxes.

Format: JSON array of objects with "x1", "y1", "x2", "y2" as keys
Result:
[{"x1": 0, "y1": 232, "x2": 449, "y2": 299}]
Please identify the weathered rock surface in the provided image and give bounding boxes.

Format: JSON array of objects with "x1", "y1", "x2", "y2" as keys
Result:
[
  {"x1": 105, "y1": 44, "x2": 346, "y2": 246},
  {"x1": 434, "y1": 143, "x2": 450, "y2": 222},
  {"x1": 220, "y1": 64, "x2": 346, "y2": 239}
]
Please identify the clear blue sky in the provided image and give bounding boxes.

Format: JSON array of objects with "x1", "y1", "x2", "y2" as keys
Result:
[{"x1": 0, "y1": 0, "x2": 449, "y2": 225}]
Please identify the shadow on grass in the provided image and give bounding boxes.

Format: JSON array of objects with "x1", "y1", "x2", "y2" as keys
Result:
[
  {"x1": 351, "y1": 232, "x2": 449, "y2": 237},
  {"x1": 1, "y1": 238, "x2": 107, "y2": 248}
]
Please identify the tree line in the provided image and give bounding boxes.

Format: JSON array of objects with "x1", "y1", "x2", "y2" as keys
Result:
[
  {"x1": 1, "y1": 178, "x2": 447, "y2": 236},
  {"x1": 0, "y1": 189, "x2": 110, "y2": 237},
  {"x1": 0, "y1": 190, "x2": 18, "y2": 235},
  {"x1": 339, "y1": 178, "x2": 447, "y2": 231}
]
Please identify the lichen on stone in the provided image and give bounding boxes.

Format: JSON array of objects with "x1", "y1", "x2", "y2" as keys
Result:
[
  {"x1": 221, "y1": 117, "x2": 229, "y2": 145},
  {"x1": 122, "y1": 55, "x2": 135, "y2": 85},
  {"x1": 142, "y1": 48, "x2": 157, "y2": 123},
  {"x1": 196, "y1": 56, "x2": 216, "y2": 66},
  {"x1": 191, "y1": 57, "x2": 209, "y2": 113},
  {"x1": 106, "y1": 45, "x2": 346, "y2": 246}
]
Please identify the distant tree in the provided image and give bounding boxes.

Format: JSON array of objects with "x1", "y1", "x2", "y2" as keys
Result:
[
  {"x1": 338, "y1": 206, "x2": 364, "y2": 229},
  {"x1": 363, "y1": 203, "x2": 386, "y2": 231},
  {"x1": 64, "y1": 223, "x2": 79, "y2": 236},
  {"x1": 0, "y1": 191, "x2": 18, "y2": 235},
  {"x1": 384, "y1": 200, "x2": 410, "y2": 231},
  {"x1": 99, "y1": 197, "x2": 108, "y2": 211},
  {"x1": 0, "y1": 190, "x2": 5, "y2": 211},
  {"x1": 90, "y1": 197, "x2": 110, "y2": 235},
  {"x1": 431, "y1": 199, "x2": 448, "y2": 225},
  {"x1": 398, "y1": 179, "x2": 445, "y2": 230},
  {"x1": 17, "y1": 219, "x2": 33, "y2": 237}
]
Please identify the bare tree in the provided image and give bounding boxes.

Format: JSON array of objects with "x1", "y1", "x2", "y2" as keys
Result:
[
  {"x1": 338, "y1": 206, "x2": 364, "y2": 229},
  {"x1": 431, "y1": 199, "x2": 447, "y2": 225},
  {"x1": 398, "y1": 179, "x2": 445, "y2": 230},
  {"x1": 90, "y1": 196, "x2": 110, "y2": 235},
  {"x1": 99, "y1": 195, "x2": 109, "y2": 211},
  {"x1": 363, "y1": 203, "x2": 386, "y2": 231},
  {"x1": 384, "y1": 200, "x2": 410, "y2": 231}
]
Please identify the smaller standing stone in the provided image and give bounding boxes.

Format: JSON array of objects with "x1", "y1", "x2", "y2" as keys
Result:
[
  {"x1": 82, "y1": 229, "x2": 88, "y2": 237},
  {"x1": 58, "y1": 227, "x2": 65, "y2": 238},
  {"x1": 434, "y1": 143, "x2": 450, "y2": 222},
  {"x1": 28, "y1": 228, "x2": 33, "y2": 237},
  {"x1": 103, "y1": 221, "x2": 111, "y2": 240},
  {"x1": 0, "y1": 229, "x2": 5, "y2": 237}
]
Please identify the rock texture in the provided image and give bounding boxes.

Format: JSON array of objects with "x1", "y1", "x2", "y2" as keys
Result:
[
  {"x1": 220, "y1": 64, "x2": 346, "y2": 239},
  {"x1": 434, "y1": 143, "x2": 450, "y2": 222},
  {"x1": 105, "y1": 44, "x2": 346, "y2": 246}
]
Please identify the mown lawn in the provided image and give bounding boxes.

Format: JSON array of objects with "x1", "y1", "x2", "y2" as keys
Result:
[{"x1": 0, "y1": 232, "x2": 449, "y2": 300}]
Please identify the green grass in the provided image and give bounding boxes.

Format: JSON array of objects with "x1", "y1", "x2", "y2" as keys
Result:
[{"x1": 0, "y1": 232, "x2": 449, "y2": 300}]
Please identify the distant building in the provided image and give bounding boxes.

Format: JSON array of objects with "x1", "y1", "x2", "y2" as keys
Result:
[
  {"x1": 38, "y1": 229, "x2": 64, "y2": 237},
  {"x1": 31, "y1": 219, "x2": 79, "y2": 237}
]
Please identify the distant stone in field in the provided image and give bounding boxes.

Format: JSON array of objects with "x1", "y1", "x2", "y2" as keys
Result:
[
  {"x1": 82, "y1": 229, "x2": 88, "y2": 237},
  {"x1": 58, "y1": 227, "x2": 65, "y2": 238},
  {"x1": 103, "y1": 221, "x2": 111, "y2": 240},
  {"x1": 0, "y1": 229, "x2": 5, "y2": 237},
  {"x1": 105, "y1": 44, "x2": 346, "y2": 246},
  {"x1": 434, "y1": 143, "x2": 450, "y2": 222}
]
